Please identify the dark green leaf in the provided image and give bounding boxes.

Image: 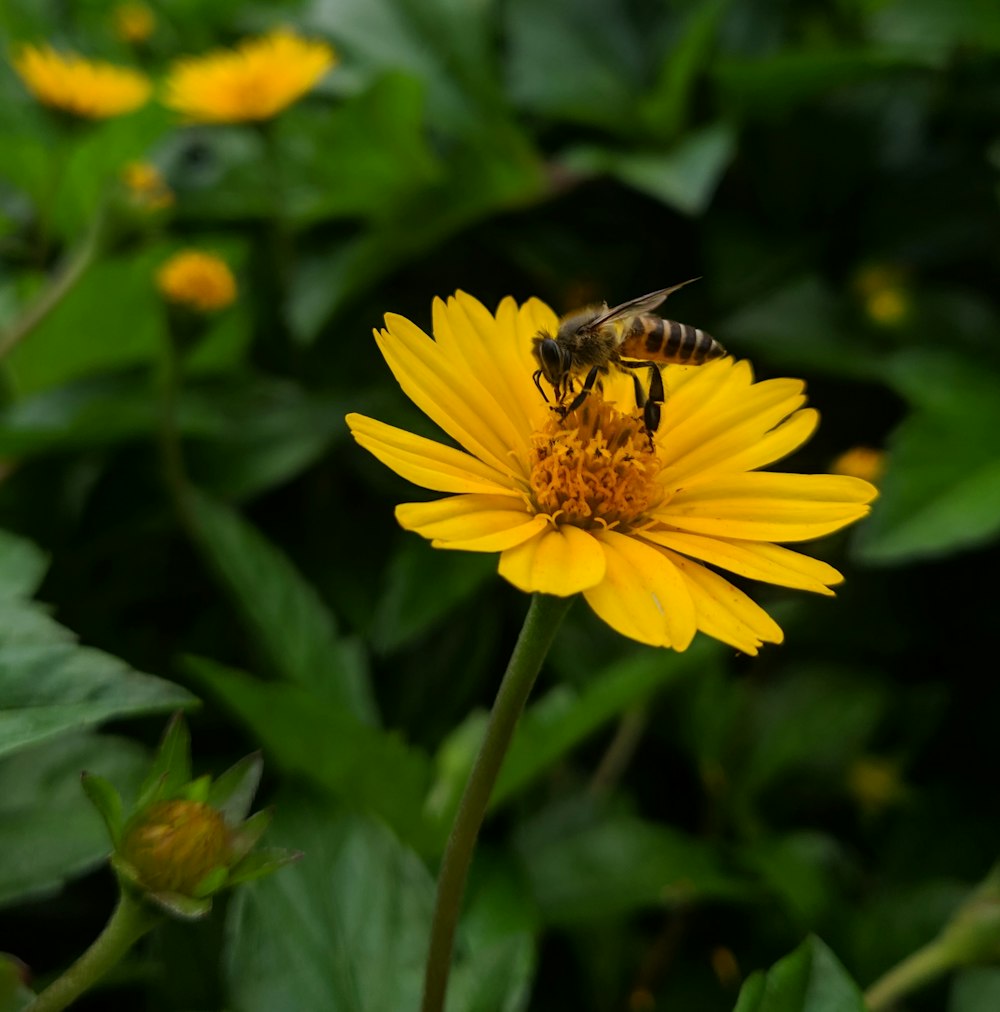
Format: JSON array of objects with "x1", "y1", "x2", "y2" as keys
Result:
[
  {"x1": 371, "y1": 540, "x2": 494, "y2": 653},
  {"x1": 516, "y1": 799, "x2": 751, "y2": 924},
  {"x1": 187, "y1": 490, "x2": 375, "y2": 721},
  {"x1": 428, "y1": 641, "x2": 724, "y2": 835},
  {"x1": 0, "y1": 598, "x2": 196, "y2": 761},
  {"x1": 0, "y1": 529, "x2": 47, "y2": 600},
  {"x1": 854, "y1": 353, "x2": 1000, "y2": 563},
  {"x1": 183, "y1": 656, "x2": 430, "y2": 850},
  {"x1": 0, "y1": 733, "x2": 148, "y2": 906},
  {"x1": 714, "y1": 50, "x2": 928, "y2": 119},
  {"x1": 561, "y1": 122, "x2": 736, "y2": 216},
  {"x1": 224, "y1": 794, "x2": 533, "y2": 1012},
  {"x1": 732, "y1": 936, "x2": 866, "y2": 1012},
  {"x1": 949, "y1": 968, "x2": 1000, "y2": 1012},
  {"x1": 505, "y1": 0, "x2": 645, "y2": 131}
]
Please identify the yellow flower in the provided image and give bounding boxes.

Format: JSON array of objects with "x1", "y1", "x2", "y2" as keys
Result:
[
  {"x1": 163, "y1": 29, "x2": 335, "y2": 124},
  {"x1": 855, "y1": 265, "x2": 910, "y2": 326},
  {"x1": 114, "y1": 2, "x2": 156, "y2": 44},
  {"x1": 157, "y1": 251, "x2": 236, "y2": 313},
  {"x1": 122, "y1": 160, "x2": 174, "y2": 211},
  {"x1": 831, "y1": 446, "x2": 885, "y2": 484},
  {"x1": 347, "y1": 294, "x2": 878, "y2": 655},
  {"x1": 11, "y1": 43, "x2": 151, "y2": 119}
]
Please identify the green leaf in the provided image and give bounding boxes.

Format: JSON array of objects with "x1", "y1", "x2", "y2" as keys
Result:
[
  {"x1": 639, "y1": 0, "x2": 726, "y2": 140},
  {"x1": 186, "y1": 490, "x2": 375, "y2": 721},
  {"x1": 561, "y1": 121, "x2": 736, "y2": 216},
  {"x1": 0, "y1": 733, "x2": 148, "y2": 906},
  {"x1": 228, "y1": 810, "x2": 273, "y2": 864},
  {"x1": 371, "y1": 541, "x2": 494, "y2": 653},
  {"x1": 305, "y1": 0, "x2": 504, "y2": 130},
  {"x1": 868, "y1": 0, "x2": 1000, "y2": 63},
  {"x1": 0, "y1": 528, "x2": 47, "y2": 600},
  {"x1": 208, "y1": 753, "x2": 263, "y2": 824},
  {"x1": 516, "y1": 800, "x2": 751, "y2": 924},
  {"x1": 0, "y1": 952, "x2": 33, "y2": 1012},
  {"x1": 224, "y1": 794, "x2": 533, "y2": 1012},
  {"x1": 721, "y1": 276, "x2": 885, "y2": 379},
  {"x1": 950, "y1": 968, "x2": 1000, "y2": 1012},
  {"x1": 0, "y1": 597, "x2": 196, "y2": 762},
  {"x1": 80, "y1": 773, "x2": 124, "y2": 847},
  {"x1": 226, "y1": 847, "x2": 302, "y2": 888},
  {"x1": 732, "y1": 936, "x2": 866, "y2": 1012},
  {"x1": 854, "y1": 353, "x2": 1000, "y2": 563},
  {"x1": 4, "y1": 244, "x2": 169, "y2": 397},
  {"x1": 505, "y1": 0, "x2": 645, "y2": 131},
  {"x1": 183, "y1": 656, "x2": 431, "y2": 850},
  {"x1": 428, "y1": 641, "x2": 724, "y2": 834},
  {"x1": 714, "y1": 50, "x2": 928, "y2": 119},
  {"x1": 137, "y1": 714, "x2": 191, "y2": 808}
]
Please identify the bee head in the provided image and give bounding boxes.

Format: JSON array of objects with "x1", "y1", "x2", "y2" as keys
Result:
[{"x1": 531, "y1": 332, "x2": 569, "y2": 387}]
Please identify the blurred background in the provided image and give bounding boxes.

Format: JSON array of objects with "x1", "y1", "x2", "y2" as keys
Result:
[{"x1": 1, "y1": 0, "x2": 999, "y2": 1009}]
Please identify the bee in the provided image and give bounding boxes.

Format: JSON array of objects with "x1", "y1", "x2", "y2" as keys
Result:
[{"x1": 531, "y1": 280, "x2": 727, "y2": 435}]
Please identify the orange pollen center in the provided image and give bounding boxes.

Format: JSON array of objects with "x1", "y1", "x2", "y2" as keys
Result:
[{"x1": 528, "y1": 397, "x2": 662, "y2": 529}]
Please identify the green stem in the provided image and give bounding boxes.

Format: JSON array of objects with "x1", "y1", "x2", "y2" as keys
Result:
[
  {"x1": 420, "y1": 593, "x2": 574, "y2": 1012},
  {"x1": 589, "y1": 704, "x2": 649, "y2": 797},
  {"x1": 26, "y1": 890, "x2": 160, "y2": 1012},
  {"x1": 0, "y1": 205, "x2": 105, "y2": 361},
  {"x1": 864, "y1": 938, "x2": 957, "y2": 1011}
]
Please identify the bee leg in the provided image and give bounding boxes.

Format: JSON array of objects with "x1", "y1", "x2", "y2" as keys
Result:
[
  {"x1": 532, "y1": 369, "x2": 551, "y2": 403},
  {"x1": 566, "y1": 366, "x2": 602, "y2": 413},
  {"x1": 643, "y1": 363, "x2": 664, "y2": 435}
]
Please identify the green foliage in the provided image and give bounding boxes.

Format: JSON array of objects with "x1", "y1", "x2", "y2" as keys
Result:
[
  {"x1": 733, "y1": 936, "x2": 867, "y2": 1012},
  {"x1": 1, "y1": 0, "x2": 999, "y2": 1007}
]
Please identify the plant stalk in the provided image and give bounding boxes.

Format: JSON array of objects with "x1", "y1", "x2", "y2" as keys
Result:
[
  {"x1": 26, "y1": 890, "x2": 159, "y2": 1012},
  {"x1": 420, "y1": 592, "x2": 573, "y2": 1012},
  {"x1": 864, "y1": 938, "x2": 958, "y2": 1011}
]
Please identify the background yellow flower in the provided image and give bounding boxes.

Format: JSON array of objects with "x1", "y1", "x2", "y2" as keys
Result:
[
  {"x1": 348, "y1": 293, "x2": 877, "y2": 655},
  {"x1": 157, "y1": 250, "x2": 236, "y2": 313},
  {"x1": 11, "y1": 44, "x2": 151, "y2": 119},
  {"x1": 163, "y1": 29, "x2": 336, "y2": 123}
]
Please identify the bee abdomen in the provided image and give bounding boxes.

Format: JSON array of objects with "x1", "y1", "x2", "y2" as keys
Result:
[{"x1": 623, "y1": 315, "x2": 725, "y2": 364}]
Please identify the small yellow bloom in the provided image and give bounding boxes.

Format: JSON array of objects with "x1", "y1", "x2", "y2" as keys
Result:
[
  {"x1": 122, "y1": 800, "x2": 231, "y2": 896},
  {"x1": 114, "y1": 1, "x2": 156, "y2": 44},
  {"x1": 848, "y1": 757, "x2": 906, "y2": 816},
  {"x1": 157, "y1": 251, "x2": 236, "y2": 313},
  {"x1": 831, "y1": 446, "x2": 885, "y2": 484},
  {"x1": 11, "y1": 43, "x2": 151, "y2": 119},
  {"x1": 164, "y1": 29, "x2": 335, "y2": 124},
  {"x1": 122, "y1": 160, "x2": 174, "y2": 211},
  {"x1": 348, "y1": 294, "x2": 878, "y2": 654},
  {"x1": 855, "y1": 265, "x2": 910, "y2": 326}
]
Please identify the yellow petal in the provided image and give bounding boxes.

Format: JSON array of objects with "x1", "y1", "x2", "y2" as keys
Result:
[
  {"x1": 434, "y1": 292, "x2": 538, "y2": 443},
  {"x1": 498, "y1": 524, "x2": 606, "y2": 595},
  {"x1": 660, "y1": 549, "x2": 784, "y2": 655},
  {"x1": 660, "y1": 374, "x2": 806, "y2": 467},
  {"x1": 582, "y1": 530, "x2": 697, "y2": 649},
  {"x1": 662, "y1": 406, "x2": 818, "y2": 488},
  {"x1": 640, "y1": 529, "x2": 842, "y2": 595},
  {"x1": 661, "y1": 473, "x2": 877, "y2": 542},
  {"x1": 396, "y1": 495, "x2": 545, "y2": 552},
  {"x1": 347, "y1": 413, "x2": 522, "y2": 497},
  {"x1": 376, "y1": 316, "x2": 525, "y2": 478}
]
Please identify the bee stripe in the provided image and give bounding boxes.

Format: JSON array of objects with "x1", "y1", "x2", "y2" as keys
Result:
[
  {"x1": 644, "y1": 317, "x2": 665, "y2": 354},
  {"x1": 665, "y1": 319, "x2": 683, "y2": 357}
]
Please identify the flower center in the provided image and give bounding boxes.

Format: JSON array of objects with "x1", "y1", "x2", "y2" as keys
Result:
[{"x1": 528, "y1": 396, "x2": 661, "y2": 529}]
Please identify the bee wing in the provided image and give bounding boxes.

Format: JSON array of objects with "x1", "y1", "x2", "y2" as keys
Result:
[{"x1": 589, "y1": 278, "x2": 701, "y2": 329}]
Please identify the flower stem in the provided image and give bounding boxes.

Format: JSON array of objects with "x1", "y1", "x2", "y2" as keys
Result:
[
  {"x1": 864, "y1": 938, "x2": 958, "y2": 1011},
  {"x1": 0, "y1": 203, "x2": 105, "y2": 361},
  {"x1": 26, "y1": 890, "x2": 160, "y2": 1012},
  {"x1": 420, "y1": 592, "x2": 574, "y2": 1012}
]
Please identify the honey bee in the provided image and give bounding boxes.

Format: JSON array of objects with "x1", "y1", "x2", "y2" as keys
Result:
[{"x1": 531, "y1": 279, "x2": 727, "y2": 434}]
